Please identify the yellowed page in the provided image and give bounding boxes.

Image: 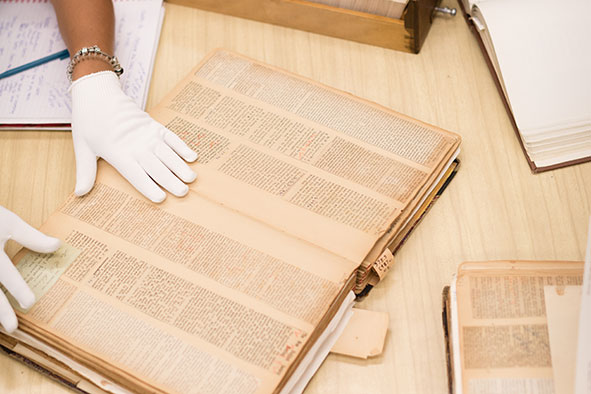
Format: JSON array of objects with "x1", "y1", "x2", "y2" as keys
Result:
[
  {"x1": 11, "y1": 163, "x2": 357, "y2": 394},
  {"x1": 455, "y1": 260, "x2": 584, "y2": 394},
  {"x1": 150, "y1": 49, "x2": 461, "y2": 263},
  {"x1": 359, "y1": 148, "x2": 459, "y2": 279},
  {"x1": 544, "y1": 286, "x2": 581, "y2": 394}
]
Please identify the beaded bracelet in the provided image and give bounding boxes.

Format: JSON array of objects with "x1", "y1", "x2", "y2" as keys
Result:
[{"x1": 67, "y1": 45, "x2": 124, "y2": 82}]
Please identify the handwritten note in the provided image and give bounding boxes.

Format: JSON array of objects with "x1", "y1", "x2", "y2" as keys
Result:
[
  {"x1": 0, "y1": 0, "x2": 164, "y2": 126},
  {"x1": 5, "y1": 244, "x2": 80, "y2": 313}
]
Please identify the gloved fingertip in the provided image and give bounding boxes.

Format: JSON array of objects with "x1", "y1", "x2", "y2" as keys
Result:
[
  {"x1": 73, "y1": 149, "x2": 97, "y2": 197},
  {"x1": 149, "y1": 191, "x2": 167, "y2": 204},
  {"x1": 33, "y1": 236, "x2": 61, "y2": 254},
  {"x1": 176, "y1": 184, "x2": 189, "y2": 197},
  {"x1": 74, "y1": 182, "x2": 93, "y2": 197},
  {"x1": 186, "y1": 151, "x2": 198, "y2": 163},
  {"x1": 45, "y1": 237, "x2": 62, "y2": 253},
  {"x1": 185, "y1": 170, "x2": 197, "y2": 183},
  {"x1": 18, "y1": 290, "x2": 35, "y2": 310},
  {"x1": 2, "y1": 314, "x2": 18, "y2": 334}
]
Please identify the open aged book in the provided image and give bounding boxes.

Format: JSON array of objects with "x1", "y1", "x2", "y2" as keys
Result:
[
  {"x1": 0, "y1": 50, "x2": 460, "y2": 394},
  {"x1": 442, "y1": 256, "x2": 591, "y2": 393},
  {"x1": 459, "y1": 0, "x2": 591, "y2": 172}
]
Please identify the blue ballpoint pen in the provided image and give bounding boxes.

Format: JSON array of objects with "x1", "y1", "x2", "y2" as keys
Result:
[{"x1": 0, "y1": 49, "x2": 70, "y2": 80}]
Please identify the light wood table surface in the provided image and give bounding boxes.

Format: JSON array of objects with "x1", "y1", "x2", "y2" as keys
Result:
[{"x1": 1, "y1": 1, "x2": 590, "y2": 393}]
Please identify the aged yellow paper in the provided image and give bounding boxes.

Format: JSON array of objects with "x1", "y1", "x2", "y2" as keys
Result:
[
  {"x1": 7, "y1": 244, "x2": 80, "y2": 312},
  {"x1": 544, "y1": 285, "x2": 581, "y2": 394},
  {"x1": 454, "y1": 260, "x2": 584, "y2": 394},
  {"x1": 330, "y1": 308, "x2": 388, "y2": 359}
]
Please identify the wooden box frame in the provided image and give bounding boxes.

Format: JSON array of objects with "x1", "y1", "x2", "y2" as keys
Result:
[{"x1": 166, "y1": 0, "x2": 442, "y2": 53}]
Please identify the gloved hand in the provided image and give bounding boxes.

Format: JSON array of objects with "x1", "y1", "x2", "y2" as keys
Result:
[
  {"x1": 0, "y1": 206, "x2": 61, "y2": 333},
  {"x1": 70, "y1": 71, "x2": 198, "y2": 203}
]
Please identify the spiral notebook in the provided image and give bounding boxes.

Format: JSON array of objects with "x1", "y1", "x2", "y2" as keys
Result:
[{"x1": 0, "y1": 0, "x2": 165, "y2": 130}]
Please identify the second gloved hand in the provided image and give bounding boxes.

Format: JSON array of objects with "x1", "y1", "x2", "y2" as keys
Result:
[
  {"x1": 0, "y1": 206, "x2": 61, "y2": 333},
  {"x1": 70, "y1": 71, "x2": 198, "y2": 203}
]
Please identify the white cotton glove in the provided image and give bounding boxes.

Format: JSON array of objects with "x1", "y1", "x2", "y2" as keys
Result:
[
  {"x1": 70, "y1": 71, "x2": 198, "y2": 203},
  {"x1": 0, "y1": 206, "x2": 61, "y2": 333}
]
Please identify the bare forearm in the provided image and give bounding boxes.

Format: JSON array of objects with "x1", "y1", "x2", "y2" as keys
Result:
[{"x1": 50, "y1": 0, "x2": 115, "y2": 80}]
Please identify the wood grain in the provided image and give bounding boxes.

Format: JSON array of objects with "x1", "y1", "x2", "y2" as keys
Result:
[
  {"x1": 166, "y1": 0, "x2": 413, "y2": 52},
  {"x1": 0, "y1": 0, "x2": 589, "y2": 392}
]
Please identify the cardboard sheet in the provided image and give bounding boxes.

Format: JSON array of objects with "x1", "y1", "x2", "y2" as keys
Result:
[{"x1": 330, "y1": 308, "x2": 388, "y2": 359}]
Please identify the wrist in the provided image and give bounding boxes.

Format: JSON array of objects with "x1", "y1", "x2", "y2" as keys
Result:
[
  {"x1": 67, "y1": 45, "x2": 123, "y2": 82},
  {"x1": 70, "y1": 71, "x2": 140, "y2": 130},
  {"x1": 72, "y1": 58, "x2": 113, "y2": 81},
  {"x1": 70, "y1": 71, "x2": 124, "y2": 102}
]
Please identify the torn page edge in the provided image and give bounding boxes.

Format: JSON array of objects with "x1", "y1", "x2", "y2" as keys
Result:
[
  {"x1": 330, "y1": 308, "x2": 388, "y2": 359},
  {"x1": 280, "y1": 291, "x2": 355, "y2": 394},
  {"x1": 6, "y1": 329, "x2": 132, "y2": 394}
]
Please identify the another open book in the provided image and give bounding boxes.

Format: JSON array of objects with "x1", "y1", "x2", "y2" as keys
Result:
[
  {"x1": 442, "y1": 257, "x2": 591, "y2": 394},
  {"x1": 1, "y1": 50, "x2": 460, "y2": 393},
  {"x1": 459, "y1": 0, "x2": 591, "y2": 172}
]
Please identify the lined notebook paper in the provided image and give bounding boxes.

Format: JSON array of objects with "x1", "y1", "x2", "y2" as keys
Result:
[{"x1": 0, "y1": 0, "x2": 164, "y2": 129}]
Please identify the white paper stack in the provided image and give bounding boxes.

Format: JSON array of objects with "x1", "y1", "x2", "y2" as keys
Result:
[{"x1": 468, "y1": 0, "x2": 591, "y2": 169}]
